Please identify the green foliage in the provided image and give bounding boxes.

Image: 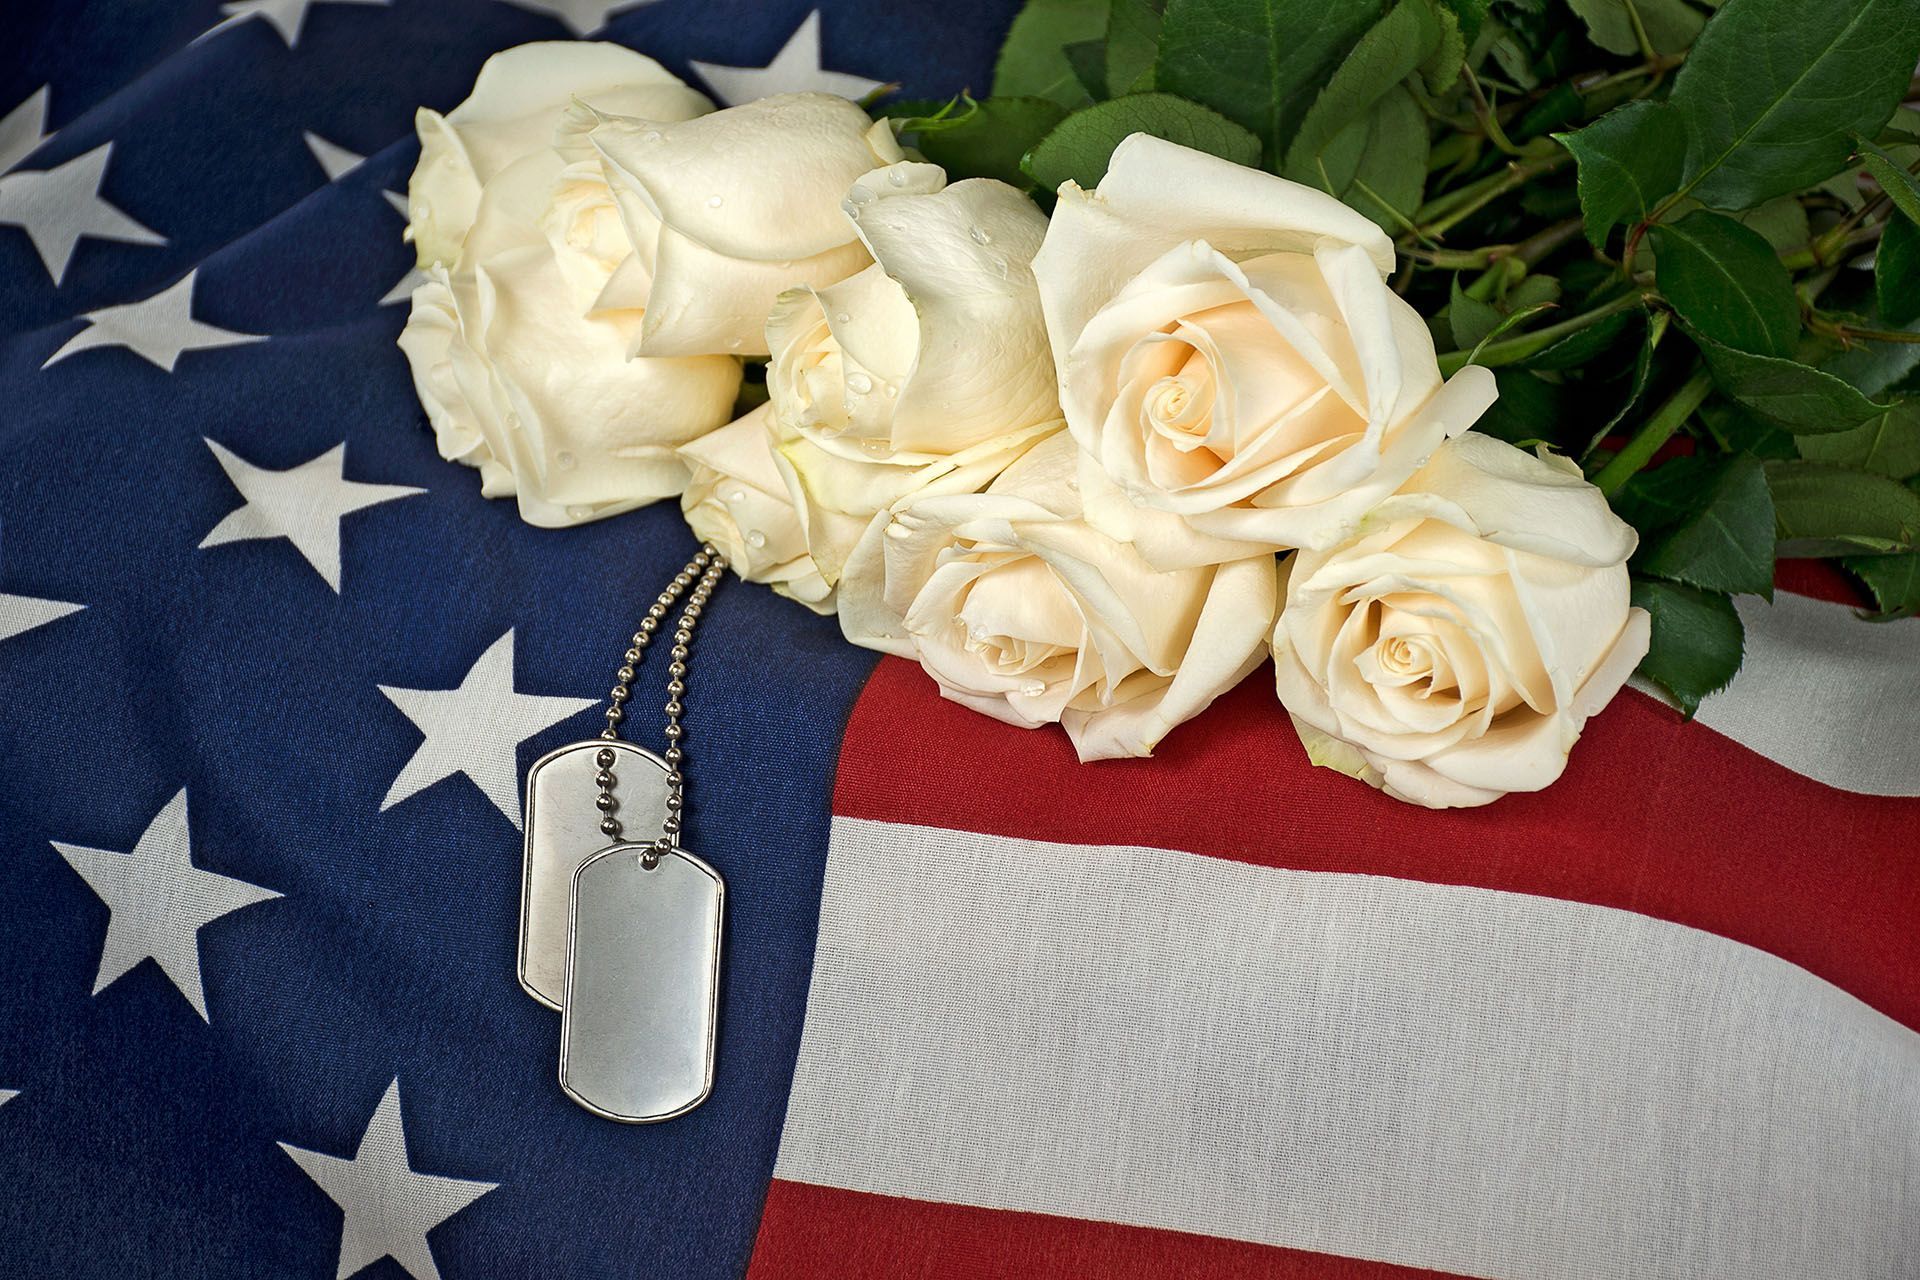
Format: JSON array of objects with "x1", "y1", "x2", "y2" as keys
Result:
[
  {"x1": 1153, "y1": 0, "x2": 1387, "y2": 157},
  {"x1": 1853, "y1": 134, "x2": 1920, "y2": 227},
  {"x1": 1692, "y1": 332, "x2": 1895, "y2": 433},
  {"x1": 1651, "y1": 212, "x2": 1799, "y2": 358},
  {"x1": 1666, "y1": 0, "x2": 1920, "y2": 209},
  {"x1": 1630, "y1": 454, "x2": 1778, "y2": 596},
  {"x1": 893, "y1": 97, "x2": 1070, "y2": 191},
  {"x1": 1281, "y1": 0, "x2": 1442, "y2": 183},
  {"x1": 1844, "y1": 551, "x2": 1920, "y2": 618},
  {"x1": 1556, "y1": 101, "x2": 1685, "y2": 248},
  {"x1": 1797, "y1": 403, "x2": 1920, "y2": 480},
  {"x1": 1767, "y1": 461, "x2": 1920, "y2": 556},
  {"x1": 1630, "y1": 578, "x2": 1745, "y2": 716},
  {"x1": 1566, "y1": 0, "x2": 1705, "y2": 56},
  {"x1": 1023, "y1": 92, "x2": 1260, "y2": 190},
  {"x1": 993, "y1": 0, "x2": 1112, "y2": 105},
  {"x1": 1877, "y1": 216, "x2": 1920, "y2": 328}
]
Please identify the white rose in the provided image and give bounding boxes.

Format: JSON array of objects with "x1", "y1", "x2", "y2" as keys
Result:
[
  {"x1": 397, "y1": 144, "x2": 740, "y2": 526},
  {"x1": 679, "y1": 403, "x2": 834, "y2": 613},
  {"x1": 1271, "y1": 432, "x2": 1651, "y2": 809},
  {"x1": 587, "y1": 92, "x2": 905, "y2": 357},
  {"x1": 768, "y1": 164, "x2": 1059, "y2": 459},
  {"x1": 839, "y1": 432, "x2": 1279, "y2": 761},
  {"x1": 407, "y1": 42, "x2": 710, "y2": 269},
  {"x1": 1033, "y1": 134, "x2": 1498, "y2": 566},
  {"x1": 763, "y1": 162, "x2": 1066, "y2": 588}
]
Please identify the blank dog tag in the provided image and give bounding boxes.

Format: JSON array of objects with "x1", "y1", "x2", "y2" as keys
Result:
[
  {"x1": 559, "y1": 845, "x2": 723, "y2": 1123},
  {"x1": 520, "y1": 741, "x2": 670, "y2": 1008}
]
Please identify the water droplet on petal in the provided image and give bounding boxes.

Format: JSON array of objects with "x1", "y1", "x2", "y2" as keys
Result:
[
  {"x1": 969, "y1": 226, "x2": 992, "y2": 246},
  {"x1": 1021, "y1": 680, "x2": 1046, "y2": 698},
  {"x1": 860, "y1": 438, "x2": 890, "y2": 457},
  {"x1": 746, "y1": 529, "x2": 767, "y2": 549},
  {"x1": 707, "y1": 193, "x2": 724, "y2": 208},
  {"x1": 846, "y1": 371, "x2": 873, "y2": 394},
  {"x1": 887, "y1": 169, "x2": 907, "y2": 187},
  {"x1": 726, "y1": 488, "x2": 747, "y2": 504},
  {"x1": 883, "y1": 382, "x2": 898, "y2": 397},
  {"x1": 556, "y1": 450, "x2": 577, "y2": 470},
  {"x1": 834, "y1": 311, "x2": 851, "y2": 325},
  {"x1": 505, "y1": 411, "x2": 523, "y2": 430},
  {"x1": 776, "y1": 260, "x2": 793, "y2": 269},
  {"x1": 567, "y1": 504, "x2": 592, "y2": 521},
  {"x1": 847, "y1": 186, "x2": 875, "y2": 205},
  {"x1": 727, "y1": 337, "x2": 743, "y2": 350}
]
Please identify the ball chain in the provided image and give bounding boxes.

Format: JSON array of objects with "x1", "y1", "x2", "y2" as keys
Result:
[{"x1": 591, "y1": 543, "x2": 725, "y2": 866}]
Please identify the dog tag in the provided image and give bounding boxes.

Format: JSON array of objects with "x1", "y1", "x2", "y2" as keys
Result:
[
  {"x1": 560, "y1": 844, "x2": 723, "y2": 1123},
  {"x1": 520, "y1": 741, "x2": 670, "y2": 1008}
]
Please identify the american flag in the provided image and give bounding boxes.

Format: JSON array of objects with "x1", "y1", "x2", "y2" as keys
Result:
[{"x1": 2, "y1": 3, "x2": 1916, "y2": 1278}]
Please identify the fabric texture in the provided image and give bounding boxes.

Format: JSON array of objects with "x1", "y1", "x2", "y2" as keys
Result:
[{"x1": 2, "y1": 4, "x2": 1918, "y2": 1280}]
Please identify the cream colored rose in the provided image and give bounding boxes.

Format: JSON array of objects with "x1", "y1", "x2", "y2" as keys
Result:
[
  {"x1": 839, "y1": 432, "x2": 1279, "y2": 761},
  {"x1": 679, "y1": 404, "x2": 834, "y2": 613},
  {"x1": 587, "y1": 92, "x2": 904, "y2": 357},
  {"x1": 407, "y1": 42, "x2": 710, "y2": 269},
  {"x1": 397, "y1": 145, "x2": 740, "y2": 527},
  {"x1": 763, "y1": 163, "x2": 1065, "y2": 589},
  {"x1": 768, "y1": 164, "x2": 1059, "y2": 459},
  {"x1": 1033, "y1": 134, "x2": 1498, "y2": 566},
  {"x1": 1271, "y1": 432, "x2": 1651, "y2": 809}
]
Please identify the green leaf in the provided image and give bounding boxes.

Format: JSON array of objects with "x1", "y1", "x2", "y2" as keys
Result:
[
  {"x1": 1471, "y1": 369, "x2": 1570, "y2": 448},
  {"x1": 1766, "y1": 459, "x2": 1920, "y2": 555},
  {"x1": 1282, "y1": 0, "x2": 1442, "y2": 182},
  {"x1": 994, "y1": 0, "x2": 1112, "y2": 106},
  {"x1": 1567, "y1": 0, "x2": 1705, "y2": 55},
  {"x1": 1651, "y1": 210, "x2": 1800, "y2": 358},
  {"x1": 1154, "y1": 0, "x2": 1386, "y2": 155},
  {"x1": 1634, "y1": 453, "x2": 1777, "y2": 596},
  {"x1": 1733, "y1": 197, "x2": 1810, "y2": 254},
  {"x1": 900, "y1": 97, "x2": 1070, "y2": 190},
  {"x1": 1419, "y1": 3, "x2": 1466, "y2": 93},
  {"x1": 1796, "y1": 401, "x2": 1920, "y2": 480},
  {"x1": 1062, "y1": 38, "x2": 1110, "y2": 98},
  {"x1": 1667, "y1": 0, "x2": 1920, "y2": 210},
  {"x1": 1877, "y1": 215, "x2": 1920, "y2": 328},
  {"x1": 1844, "y1": 552, "x2": 1920, "y2": 618},
  {"x1": 1691, "y1": 329, "x2": 1896, "y2": 433},
  {"x1": 1522, "y1": 307, "x2": 1640, "y2": 371},
  {"x1": 1630, "y1": 578, "x2": 1745, "y2": 716},
  {"x1": 1699, "y1": 396, "x2": 1798, "y2": 460},
  {"x1": 1106, "y1": 0, "x2": 1166, "y2": 93},
  {"x1": 1023, "y1": 93, "x2": 1262, "y2": 191},
  {"x1": 1555, "y1": 101, "x2": 1686, "y2": 248},
  {"x1": 1305, "y1": 85, "x2": 1430, "y2": 232},
  {"x1": 1854, "y1": 132, "x2": 1920, "y2": 226}
]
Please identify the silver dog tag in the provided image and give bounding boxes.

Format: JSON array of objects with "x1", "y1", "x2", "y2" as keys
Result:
[
  {"x1": 559, "y1": 844, "x2": 723, "y2": 1123},
  {"x1": 519, "y1": 741, "x2": 670, "y2": 1008}
]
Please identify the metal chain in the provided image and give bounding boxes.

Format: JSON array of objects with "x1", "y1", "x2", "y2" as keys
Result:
[{"x1": 590, "y1": 542, "x2": 726, "y2": 867}]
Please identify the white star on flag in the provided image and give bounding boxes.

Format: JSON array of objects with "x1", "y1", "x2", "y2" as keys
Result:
[
  {"x1": 279, "y1": 1079, "x2": 498, "y2": 1280},
  {"x1": 0, "y1": 86, "x2": 50, "y2": 174},
  {"x1": 51, "y1": 790, "x2": 281, "y2": 1023},
  {"x1": 379, "y1": 629, "x2": 597, "y2": 828},
  {"x1": 692, "y1": 10, "x2": 885, "y2": 106},
  {"x1": 42, "y1": 270, "x2": 264, "y2": 372},
  {"x1": 0, "y1": 591, "x2": 84, "y2": 643},
  {"x1": 0, "y1": 142, "x2": 166, "y2": 284},
  {"x1": 494, "y1": 0, "x2": 657, "y2": 37},
  {"x1": 304, "y1": 130, "x2": 364, "y2": 180},
  {"x1": 201, "y1": 0, "x2": 389, "y2": 49},
  {"x1": 199, "y1": 439, "x2": 424, "y2": 592}
]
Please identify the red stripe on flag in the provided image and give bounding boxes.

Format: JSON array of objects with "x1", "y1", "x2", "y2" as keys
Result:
[
  {"x1": 834, "y1": 658, "x2": 1920, "y2": 1030},
  {"x1": 747, "y1": 1180, "x2": 1464, "y2": 1280}
]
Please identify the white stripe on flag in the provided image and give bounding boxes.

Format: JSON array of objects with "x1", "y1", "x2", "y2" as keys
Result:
[
  {"x1": 1682, "y1": 592, "x2": 1920, "y2": 796},
  {"x1": 775, "y1": 818, "x2": 1920, "y2": 1280}
]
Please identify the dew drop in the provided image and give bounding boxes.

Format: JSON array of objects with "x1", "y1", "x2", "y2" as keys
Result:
[
  {"x1": 505, "y1": 411, "x2": 523, "y2": 430},
  {"x1": 887, "y1": 168, "x2": 908, "y2": 187},
  {"x1": 746, "y1": 529, "x2": 767, "y2": 549},
  {"x1": 1022, "y1": 680, "x2": 1047, "y2": 698},
  {"x1": 883, "y1": 382, "x2": 898, "y2": 397},
  {"x1": 860, "y1": 438, "x2": 890, "y2": 457},
  {"x1": 643, "y1": 130, "x2": 663, "y2": 143},
  {"x1": 847, "y1": 185, "x2": 875, "y2": 205},
  {"x1": 776, "y1": 260, "x2": 793, "y2": 269},
  {"x1": 968, "y1": 226, "x2": 992, "y2": 246},
  {"x1": 834, "y1": 311, "x2": 851, "y2": 325},
  {"x1": 726, "y1": 487, "x2": 747, "y2": 504},
  {"x1": 727, "y1": 337, "x2": 743, "y2": 350},
  {"x1": 846, "y1": 371, "x2": 873, "y2": 394},
  {"x1": 556, "y1": 449, "x2": 577, "y2": 470},
  {"x1": 707, "y1": 193, "x2": 724, "y2": 208},
  {"x1": 567, "y1": 505, "x2": 592, "y2": 520}
]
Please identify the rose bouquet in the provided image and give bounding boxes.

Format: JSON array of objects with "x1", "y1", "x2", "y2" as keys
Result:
[{"x1": 397, "y1": 0, "x2": 1920, "y2": 809}]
